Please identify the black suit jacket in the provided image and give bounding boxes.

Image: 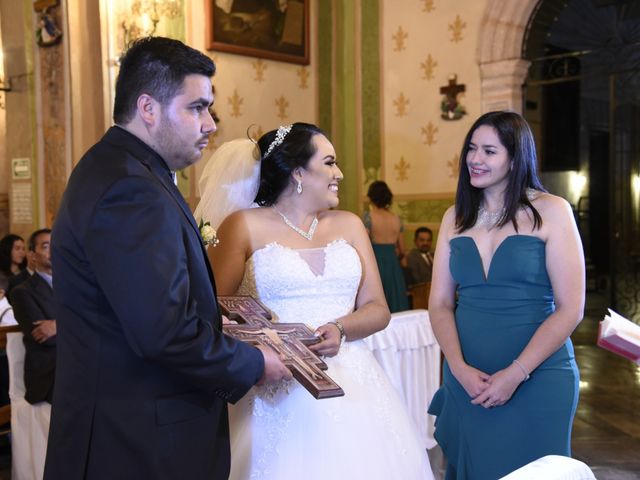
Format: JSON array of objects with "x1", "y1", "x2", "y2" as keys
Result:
[
  {"x1": 9, "y1": 272, "x2": 56, "y2": 404},
  {"x1": 405, "y1": 248, "x2": 433, "y2": 286},
  {"x1": 44, "y1": 127, "x2": 264, "y2": 480}
]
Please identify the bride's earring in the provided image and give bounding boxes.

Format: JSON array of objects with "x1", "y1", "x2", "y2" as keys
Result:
[{"x1": 296, "y1": 180, "x2": 303, "y2": 195}]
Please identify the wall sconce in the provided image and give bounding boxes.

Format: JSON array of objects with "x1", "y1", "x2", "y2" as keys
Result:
[{"x1": 120, "y1": 0, "x2": 182, "y2": 53}]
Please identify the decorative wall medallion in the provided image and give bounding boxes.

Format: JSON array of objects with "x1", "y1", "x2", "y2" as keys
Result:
[
  {"x1": 275, "y1": 95, "x2": 289, "y2": 119},
  {"x1": 35, "y1": 3, "x2": 63, "y2": 48},
  {"x1": 228, "y1": 89, "x2": 244, "y2": 117},
  {"x1": 422, "y1": 0, "x2": 435, "y2": 12},
  {"x1": 392, "y1": 26, "x2": 408, "y2": 52},
  {"x1": 448, "y1": 14, "x2": 466, "y2": 43},
  {"x1": 393, "y1": 92, "x2": 410, "y2": 117},
  {"x1": 448, "y1": 153, "x2": 459, "y2": 179},
  {"x1": 297, "y1": 67, "x2": 309, "y2": 89},
  {"x1": 394, "y1": 156, "x2": 410, "y2": 181},
  {"x1": 253, "y1": 59, "x2": 267, "y2": 82},
  {"x1": 440, "y1": 74, "x2": 466, "y2": 120},
  {"x1": 421, "y1": 122, "x2": 438, "y2": 145},
  {"x1": 421, "y1": 54, "x2": 437, "y2": 80}
]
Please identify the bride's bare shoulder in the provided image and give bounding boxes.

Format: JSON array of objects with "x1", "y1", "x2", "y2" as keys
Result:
[{"x1": 321, "y1": 209, "x2": 364, "y2": 229}]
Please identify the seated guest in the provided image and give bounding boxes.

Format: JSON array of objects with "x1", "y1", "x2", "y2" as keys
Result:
[
  {"x1": 9, "y1": 229, "x2": 56, "y2": 404},
  {"x1": 405, "y1": 226, "x2": 434, "y2": 286},
  {"x1": 0, "y1": 234, "x2": 28, "y2": 297}
]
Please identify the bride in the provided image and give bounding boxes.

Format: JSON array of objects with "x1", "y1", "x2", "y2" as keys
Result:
[{"x1": 195, "y1": 123, "x2": 433, "y2": 479}]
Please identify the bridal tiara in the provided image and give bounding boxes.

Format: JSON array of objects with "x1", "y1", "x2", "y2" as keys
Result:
[{"x1": 263, "y1": 124, "x2": 293, "y2": 159}]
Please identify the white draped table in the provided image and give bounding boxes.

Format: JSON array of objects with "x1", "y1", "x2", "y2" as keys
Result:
[{"x1": 364, "y1": 309, "x2": 440, "y2": 449}]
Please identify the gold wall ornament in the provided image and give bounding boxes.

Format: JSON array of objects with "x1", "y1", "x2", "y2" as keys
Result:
[
  {"x1": 420, "y1": 54, "x2": 437, "y2": 80},
  {"x1": 394, "y1": 156, "x2": 411, "y2": 182},
  {"x1": 275, "y1": 96, "x2": 289, "y2": 120},
  {"x1": 422, "y1": 0, "x2": 435, "y2": 12},
  {"x1": 448, "y1": 14, "x2": 466, "y2": 43},
  {"x1": 392, "y1": 26, "x2": 408, "y2": 52},
  {"x1": 448, "y1": 153, "x2": 459, "y2": 179},
  {"x1": 421, "y1": 122, "x2": 438, "y2": 145},
  {"x1": 297, "y1": 67, "x2": 310, "y2": 89},
  {"x1": 252, "y1": 59, "x2": 267, "y2": 82},
  {"x1": 393, "y1": 92, "x2": 410, "y2": 117},
  {"x1": 228, "y1": 89, "x2": 244, "y2": 118}
]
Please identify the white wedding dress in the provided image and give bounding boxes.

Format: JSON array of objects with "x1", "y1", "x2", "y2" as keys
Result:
[{"x1": 229, "y1": 239, "x2": 434, "y2": 480}]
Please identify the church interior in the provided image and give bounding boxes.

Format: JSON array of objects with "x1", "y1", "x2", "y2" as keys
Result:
[{"x1": 0, "y1": 0, "x2": 639, "y2": 478}]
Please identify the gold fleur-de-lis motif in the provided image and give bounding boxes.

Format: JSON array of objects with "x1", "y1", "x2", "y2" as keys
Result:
[
  {"x1": 275, "y1": 96, "x2": 289, "y2": 120},
  {"x1": 420, "y1": 54, "x2": 438, "y2": 80},
  {"x1": 422, "y1": 0, "x2": 435, "y2": 12},
  {"x1": 392, "y1": 26, "x2": 408, "y2": 52},
  {"x1": 393, "y1": 93, "x2": 410, "y2": 117},
  {"x1": 421, "y1": 122, "x2": 439, "y2": 145},
  {"x1": 447, "y1": 153, "x2": 459, "y2": 179},
  {"x1": 394, "y1": 156, "x2": 411, "y2": 182},
  {"x1": 253, "y1": 59, "x2": 267, "y2": 82},
  {"x1": 449, "y1": 15, "x2": 466, "y2": 43},
  {"x1": 297, "y1": 67, "x2": 310, "y2": 89},
  {"x1": 228, "y1": 89, "x2": 243, "y2": 118}
]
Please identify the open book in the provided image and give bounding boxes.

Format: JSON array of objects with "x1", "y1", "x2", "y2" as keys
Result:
[{"x1": 597, "y1": 309, "x2": 640, "y2": 364}]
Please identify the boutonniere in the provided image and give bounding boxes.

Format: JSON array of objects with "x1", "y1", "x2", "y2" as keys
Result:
[{"x1": 198, "y1": 219, "x2": 219, "y2": 248}]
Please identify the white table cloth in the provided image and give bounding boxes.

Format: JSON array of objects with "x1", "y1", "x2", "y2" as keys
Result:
[
  {"x1": 500, "y1": 455, "x2": 596, "y2": 480},
  {"x1": 364, "y1": 309, "x2": 440, "y2": 449},
  {"x1": 7, "y1": 332, "x2": 51, "y2": 480}
]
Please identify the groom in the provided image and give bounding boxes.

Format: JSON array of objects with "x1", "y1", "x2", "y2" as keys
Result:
[{"x1": 45, "y1": 37, "x2": 290, "y2": 480}]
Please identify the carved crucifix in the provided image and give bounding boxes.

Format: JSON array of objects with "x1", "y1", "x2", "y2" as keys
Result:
[
  {"x1": 439, "y1": 74, "x2": 466, "y2": 120},
  {"x1": 219, "y1": 295, "x2": 345, "y2": 399}
]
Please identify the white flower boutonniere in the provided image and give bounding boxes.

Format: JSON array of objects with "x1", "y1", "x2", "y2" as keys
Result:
[{"x1": 199, "y1": 219, "x2": 219, "y2": 248}]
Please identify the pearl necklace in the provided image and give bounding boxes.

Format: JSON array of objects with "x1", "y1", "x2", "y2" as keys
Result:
[{"x1": 273, "y1": 207, "x2": 318, "y2": 241}]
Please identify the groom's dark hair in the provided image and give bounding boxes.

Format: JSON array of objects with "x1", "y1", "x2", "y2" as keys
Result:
[
  {"x1": 255, "y1": 123, "x2": 327, "y2": 206},
  {"x1": 113, "y1": 37, "x2": 215, "y2": 125}
]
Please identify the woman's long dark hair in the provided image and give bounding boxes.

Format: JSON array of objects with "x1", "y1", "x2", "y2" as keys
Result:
[
  {"x1": 254, "y1": 122, "x2": 326, "y2": 206},
  {"x1": 0, "y1": 234, "x2": 26, "y2": 276},
  {"x1": 455, "y1": 111, "x2": 546, "y2": 233}
]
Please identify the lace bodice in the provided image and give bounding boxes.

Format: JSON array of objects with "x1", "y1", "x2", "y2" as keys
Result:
[{"x1": 237, "y1": 239, "x2": 362, "y2": 329}]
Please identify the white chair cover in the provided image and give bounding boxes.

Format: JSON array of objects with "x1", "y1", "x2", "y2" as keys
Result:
[
  {"x1": 364, "y1": 309, "x2": 441, "y2": 449},
  {"x1": 7, "y1": 332, "x2": 51, "y2": 480},
  {"x1": 500, "y1": 455, "x2": 596, "y2": 480}
]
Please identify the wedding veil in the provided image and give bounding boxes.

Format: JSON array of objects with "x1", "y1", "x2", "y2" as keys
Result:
[{"x1": 193, "y1": 139, "x2": 261, "y2": 229}]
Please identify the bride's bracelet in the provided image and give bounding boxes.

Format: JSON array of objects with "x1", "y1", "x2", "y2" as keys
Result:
[{"x1": 328, "y1": 320, "x2": 346, "y2": 343}]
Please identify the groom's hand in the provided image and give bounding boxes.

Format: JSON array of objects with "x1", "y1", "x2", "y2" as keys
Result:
[{"x1": 256, "y1": 346, "x2": 292, "y2": 384}]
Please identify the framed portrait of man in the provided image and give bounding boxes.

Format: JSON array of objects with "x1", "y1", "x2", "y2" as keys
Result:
[{"x1": 206, "y1": 0, "x2": 310, "y2": 65}]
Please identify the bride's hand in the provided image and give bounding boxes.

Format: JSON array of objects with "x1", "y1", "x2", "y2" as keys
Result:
[{"x1": 309, "y1": 323, "x2": 341, "y2": 357}]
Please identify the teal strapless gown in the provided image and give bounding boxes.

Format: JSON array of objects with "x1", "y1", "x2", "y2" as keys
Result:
[
  {"x1": 372, "y1": 243, "x2": 409, "y2": 313},
  {"x1": 428, "y1": 235, "x2": 579, "y2": 479}
]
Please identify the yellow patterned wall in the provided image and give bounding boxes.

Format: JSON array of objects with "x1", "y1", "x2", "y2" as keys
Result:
[{"x1": 380, "y1": 0, "x2": 488, "y2": 196}]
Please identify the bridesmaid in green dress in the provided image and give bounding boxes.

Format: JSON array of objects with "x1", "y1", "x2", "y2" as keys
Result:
[
  {"x1": 428, "y1": 111, "x2": 584, "y2": 479},
  {"x1": 363, "y1": 181, "x2": 409, "y2": 313}
]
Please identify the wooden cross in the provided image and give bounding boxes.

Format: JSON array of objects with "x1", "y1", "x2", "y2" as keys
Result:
[
  {"x1": 219, "y1": 295, "x2": 345, "y2": 399},
  {"x1": 440, "y1": 74, "x2": 466, "y2": 98}
]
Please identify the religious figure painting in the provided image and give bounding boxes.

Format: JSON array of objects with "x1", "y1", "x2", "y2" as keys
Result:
[{"x1": 206, "y1": 0, "x2": 310, "y2": 65}]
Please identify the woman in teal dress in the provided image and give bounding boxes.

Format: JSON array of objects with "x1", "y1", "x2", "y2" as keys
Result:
[
  {"x1": 428, "y1": 111, "x2": 584, "y2": 479},
  {"x1": 363, "y1": 181, "x2": 409, "y2": 313}
]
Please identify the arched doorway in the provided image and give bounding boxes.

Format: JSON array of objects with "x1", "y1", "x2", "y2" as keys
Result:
[{"x1": 522, "y1": 0, "x2": 640, "y2": 320}]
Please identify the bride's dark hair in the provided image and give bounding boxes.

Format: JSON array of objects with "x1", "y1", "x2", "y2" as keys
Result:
[{"x1": 254, "y1": 122, "x2": 327, "y2": 206}]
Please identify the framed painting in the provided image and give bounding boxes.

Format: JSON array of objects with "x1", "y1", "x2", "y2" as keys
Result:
[{"x1": 206, "y1": 0, "x2": 310, "y2": 65}]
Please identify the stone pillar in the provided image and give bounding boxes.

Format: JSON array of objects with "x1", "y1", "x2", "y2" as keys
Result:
[{"x1": 479, "y1": 58, "x2": 530, "y2": 114}]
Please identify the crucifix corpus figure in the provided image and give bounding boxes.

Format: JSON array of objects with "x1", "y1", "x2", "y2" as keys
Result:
[
  {"x1": 440, "y1": 74, "x2": 467, "y2": 120},
  {"x1": 219, "y1": 295, "x2": 345, "y2": 399}
]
